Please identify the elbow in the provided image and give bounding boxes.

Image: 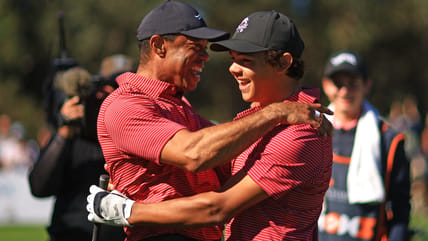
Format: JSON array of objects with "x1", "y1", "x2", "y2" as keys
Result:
[
  {"x1": 168, "y1": 130, "x2": 218, "y2": 173},
  {"x1": 29, "y1": 185, "x2": 49, "y2": 198},
  {"x1": 28, "y1": 177, "x2": 51, "y2": 198},
  {"x1": 205, "y1": 206, "x2": 234, "y2": 226},
  {"x1": 192, "y1": 194, "x2": 234, "y2": 226},
  {"x1": 210, "y1": 210, "x2": 233, "y2": 226},
  {"x1": 183, "y1": 161, "x2": 205, "y2": 173},
  {"x1": 182, "y1": 158, "x2": 211, "y2": 173},
  {"x1": 181, "y1": 149, "x2": 216, "y2": 173}
]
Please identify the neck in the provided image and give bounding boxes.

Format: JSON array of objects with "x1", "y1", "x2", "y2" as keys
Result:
[
  {"x1": 259, "y1": 76, "x2": 300, "y2": 107},
  {"x1": 333, "y1": 108, "x2": 361, "y2": 130},
  {"x1": 136, "y1": 59, "x2": 167, "y2": 82}
]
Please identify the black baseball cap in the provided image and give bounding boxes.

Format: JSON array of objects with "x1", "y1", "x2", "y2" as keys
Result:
[
  {"x1": 136, "y1": 0, "x2": 229, "y2": 41},
  {"x1": 324, "y1": 51, "x2": 368, "y2": 80},
  {"x1": 210, "y1": 10, "x2": 304, "y2": 57}
]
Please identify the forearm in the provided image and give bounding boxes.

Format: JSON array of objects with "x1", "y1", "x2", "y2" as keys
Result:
[
  {"x1": 163, "y1": 102, "x2": 322, "y2": 172},
  {"x1": 88, "y1": 174, "x2": 268, "y2": 228},
  {"x1": 127, "y1": 174, "x2": 268, "y2": 228},
  {"x1": 28, "y1": 132, "x2": 69, "y2": 197},
  {"x1": 128, "y1": 192, "x2": 229, "y2": 228}
]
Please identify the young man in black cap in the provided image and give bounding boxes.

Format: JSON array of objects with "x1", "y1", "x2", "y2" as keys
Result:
[
  {"x1": 88, "y1": 9, "x2": 333, "y2": 240},
  {"x1": 317, "y1": 51, "x2": 411, "y2": 241}
]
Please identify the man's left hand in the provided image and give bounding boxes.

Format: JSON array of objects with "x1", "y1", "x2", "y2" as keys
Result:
[{"x1": 87, "y1": 185, "x2": 135, "y2": 227}]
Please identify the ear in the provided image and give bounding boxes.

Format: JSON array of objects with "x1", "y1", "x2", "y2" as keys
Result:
[
  {"x1": 278, "y1": 52, "x2": 293, "y2": 73},
  {"x1": 322, "y1": 77, "x2": 337, "y2": 103},
  {"x1": 149, "y1": 35, "x2": 166, "y2": 57},
  {"x1": 364, "y1": 78, "x2": 372, "y2": 95}
]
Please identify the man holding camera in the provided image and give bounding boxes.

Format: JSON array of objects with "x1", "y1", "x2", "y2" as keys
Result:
[{"x1": 28, "y1": 66, "x2": 127, "y2": 241}]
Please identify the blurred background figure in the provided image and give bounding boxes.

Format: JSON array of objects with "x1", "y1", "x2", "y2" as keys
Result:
[
  {"x1": 0, "y1": 114, "x2": 12, "y2": 139},
  {"x1": 388, "y1": 95, "x2": 423, "y2": 159},
  {"x1": 420, "y1": 115, "x2": 428, "y2": 167},
  {"x1": 28, "y1": 54, "x2": 133, "y2": 241},
  {"x1": 0, "y1": 114, "x2": 13, "y2": 169},
  {"x1": 388, "y1": 95, "x2": 428, "y2": 215},
  {"x1": 318, "y1": 51, "x2": 411, "y2": 241},
  {"x1": 411, "y1": 113, "x2": 428, "y2": 215},
  {"x1": 0, "y1": 115, "x2": 38, "y2": 170},
  {"x1": 98, "y1": 54, "x2": 134, "y2": 82}
]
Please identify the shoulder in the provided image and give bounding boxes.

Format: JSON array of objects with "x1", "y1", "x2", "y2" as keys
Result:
[
  {"x1": 264, "y1": 124, "x2": 327, "y2": 156},
  {"x1": 104, "y1": 89, "x2": 156, "y2": 113},
  {"x1": 101, "y1": 93, "x2": 161, "y2": 131},
  {"x1": 274, "y1": 123, "x2": 323, "y2": 142}
]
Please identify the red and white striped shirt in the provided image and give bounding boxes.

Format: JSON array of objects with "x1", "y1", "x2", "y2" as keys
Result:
[
  {"x1": 225, "y1": 89, "x2": 332, "y2": 241},
  {"x1": 97, "y1": 72, "x2": 223, "y2": 241}
]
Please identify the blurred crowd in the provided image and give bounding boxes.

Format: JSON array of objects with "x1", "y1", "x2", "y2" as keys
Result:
[
  {"x1": 0, "y1": 113, "x2": 40, "y2": 170},
  {"x1": 388, "y1": 95, "x2": 428, "y2": 214}
]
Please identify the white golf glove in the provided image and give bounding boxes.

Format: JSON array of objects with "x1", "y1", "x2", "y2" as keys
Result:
[{"x1": 87, "y1": 185, "x2": 135, "y2": 227}]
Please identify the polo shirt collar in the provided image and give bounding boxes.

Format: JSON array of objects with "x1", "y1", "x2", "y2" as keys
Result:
[{"x1": 116, "y1": 72, "x2": 182, "y2": 99}]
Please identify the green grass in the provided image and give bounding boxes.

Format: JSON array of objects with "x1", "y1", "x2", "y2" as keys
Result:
[
  {"x1": 0, "y1": 225, "x2": 48, "y2": 241},
  {"x1": 1, "y1": 214, "x2": 428, "y2": 241},
  {"x1": 410, "y1": 213, "x2": 428, "y2": 241}
]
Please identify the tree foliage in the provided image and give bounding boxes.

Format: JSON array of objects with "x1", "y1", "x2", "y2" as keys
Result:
[{"x1": 1, "y1": 0, "x2": 427, "y2": 138}]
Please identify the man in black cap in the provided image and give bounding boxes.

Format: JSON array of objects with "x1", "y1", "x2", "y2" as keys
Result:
[
  {"x1": 317, "y1": 51, "x2": 411, "y2": 241},
  {"x1": 88, "y1": 9, "x2": 333, "y2": 241}
]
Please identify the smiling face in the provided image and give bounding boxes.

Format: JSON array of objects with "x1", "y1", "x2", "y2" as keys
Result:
[
  {"x1": 228, "y1": 50, "x2": 290, "y2": 106},
  {"x1": 163, "y1": 35, "x2": 209, "y2": 92},
  {"x1": 322, "y1": 72, "x2": 370, "y2": 118}
]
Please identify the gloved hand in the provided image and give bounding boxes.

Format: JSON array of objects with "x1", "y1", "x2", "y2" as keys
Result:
[{"x1": 87, "y1": 185, "x2": 135, "y2": 226}]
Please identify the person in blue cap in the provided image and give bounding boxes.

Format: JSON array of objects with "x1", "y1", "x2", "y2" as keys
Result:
[{"x1": 87, "y1": 9, "x2": 333, "y2": 241}]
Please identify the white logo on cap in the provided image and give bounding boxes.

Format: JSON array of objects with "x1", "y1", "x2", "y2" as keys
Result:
[
  {"x1": 330, "y1": 53, "x2": 357, "y2": 66},
  {"x1": 194, "y1": 14, "x2": 202, "y2": 20},
  {"x1": 236, "y1": 17, "x2": 249, "y2": 33}
]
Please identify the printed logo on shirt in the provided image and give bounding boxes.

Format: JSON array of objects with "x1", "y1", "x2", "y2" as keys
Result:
[{"x1": 318, "y1": 212, "x2": 376, "y2": 240}]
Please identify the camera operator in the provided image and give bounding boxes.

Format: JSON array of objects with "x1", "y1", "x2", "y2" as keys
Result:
[{"x1": 29, "y1": 66, "x2": 126, "y2": 241}]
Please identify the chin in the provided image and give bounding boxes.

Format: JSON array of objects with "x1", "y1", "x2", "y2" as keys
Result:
[
  {"x1": 188, "y1": 84, "x2": 198, "y2": 91},
  {"x1": 241, "y1": 94, "x2": 251, "y2": 102}
]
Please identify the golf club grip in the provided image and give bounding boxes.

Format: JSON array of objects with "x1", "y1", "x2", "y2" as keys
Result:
[{"x1": 91, "y1": 174, "x2": 110, "y2": 241}]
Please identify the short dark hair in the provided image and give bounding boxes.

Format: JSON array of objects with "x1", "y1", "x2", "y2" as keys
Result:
[
  {"x1": 265, "y1": 50, "x2": 304, "y2": 80},
  {"x1": 138, "y1": 34, "x2": 179, "y2": 64}
]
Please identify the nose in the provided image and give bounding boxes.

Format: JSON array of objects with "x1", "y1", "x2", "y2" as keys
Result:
[
  {"x1": 337, "y1": 85, "x2": 353, "y2": 96},
  {"x1": 229, "y1": 62, "x2": 241, "y2": 77},
  {"x1": 199, "y1": 49, "x2": 209, "y2": 61}
]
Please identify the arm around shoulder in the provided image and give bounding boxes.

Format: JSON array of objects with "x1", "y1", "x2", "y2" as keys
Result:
[
  {"x1": 160, "y1": 102, "x2": 331, "y2": 173},
  {"x1": 127, "y1": 173, "x2": 269, "y2": 228}
]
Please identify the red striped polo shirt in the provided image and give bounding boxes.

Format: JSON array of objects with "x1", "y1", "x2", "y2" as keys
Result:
[
  {"x1": 97, "y1": 72, "x2": 223, "y2": 241},
  {"x1": 225, "y1": 88, "x2": 333, "y2": 241}
]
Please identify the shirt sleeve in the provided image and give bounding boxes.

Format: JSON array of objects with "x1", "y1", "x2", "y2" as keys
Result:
[
  {"x1": 28, "y1": 133, "x2": 70, "y2": 197},
  {"x1": 245, "y1": 124, "x2": 328, "y2": 200},
  {"x1": 103, "y1": 95, "x2": 187, "y2": 164}
]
